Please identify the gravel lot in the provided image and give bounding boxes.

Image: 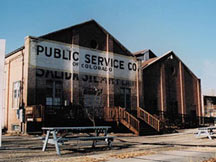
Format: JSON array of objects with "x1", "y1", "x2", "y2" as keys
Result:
[{"x1": 1, "y1": 128, "x2": 216, "y2": 162}]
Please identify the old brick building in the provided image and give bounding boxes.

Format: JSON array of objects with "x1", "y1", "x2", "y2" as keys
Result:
[
  {"x1": 3, "y1": 20, "x2": 203, "y2": 134},
  {"x1": 135, "y1": 50, "x2": 202, "y2": 127}
]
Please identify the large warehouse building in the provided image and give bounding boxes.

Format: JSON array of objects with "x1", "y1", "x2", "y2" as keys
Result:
[{"x1": 3, "y1": 20, "x2": 203, "y2": 135}]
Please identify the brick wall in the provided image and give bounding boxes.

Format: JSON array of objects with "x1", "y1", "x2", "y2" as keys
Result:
[
  {"x1": 183, "y1": 64, "x2": 199, "y2": 116},
  {"x1": 142, "y1": 53, "x2": 202, "y2": 122},
  {"x1": 142, "y1": 61, "x2": 161, "y2": 114}
]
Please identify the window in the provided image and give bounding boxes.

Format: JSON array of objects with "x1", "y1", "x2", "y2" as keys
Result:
[
  {"x1": 46, "y1": 97, "x2": 53, "y2": 106},
  {"x1": 45, "y1": 80, "x2": 63, "y2": 106},
  {"x1": 12, "y1": 81, "x2": 21, "y2": 109},
  {"x1": 170, "y1": 66, "x2": 176, "y2": 76},
  {"x1": 90, "y1": 40, "x2": 98, "y2": 49},
  {"x1": 115, "y1": 88, "x2": 131, "y2": 111},
  {"x1": 12, "y1": 124, "x2": 20, "y2": 131}
]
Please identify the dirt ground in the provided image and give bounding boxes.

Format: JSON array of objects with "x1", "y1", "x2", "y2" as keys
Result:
[{"x1": 1, "y1": 128, "x2": 216, "y2": 162}]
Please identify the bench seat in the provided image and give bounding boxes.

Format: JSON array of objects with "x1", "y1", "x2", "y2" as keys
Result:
[{"x1": 58, "y1": 136, "x2": 114, "y2": 142}]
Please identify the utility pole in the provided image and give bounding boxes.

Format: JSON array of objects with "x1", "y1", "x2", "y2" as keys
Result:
[{"x1": 0, "y1": 39, "x2": 6, "y2": 147}]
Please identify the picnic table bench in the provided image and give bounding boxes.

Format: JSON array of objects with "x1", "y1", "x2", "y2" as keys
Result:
[
  {"x1": 196, "y1": 126, "x2": 216, "y2": 140},
  {"x1": 42, "y1": 126, "x2": 114, "y2": 155}
]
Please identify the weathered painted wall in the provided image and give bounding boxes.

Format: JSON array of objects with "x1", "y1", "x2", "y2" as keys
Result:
[{"x1": 26, "y1": 37, "x2": 138, "y2": 123}]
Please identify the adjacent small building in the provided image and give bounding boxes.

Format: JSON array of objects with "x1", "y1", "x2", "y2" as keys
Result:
[
  {"x1": 3, "y1": 20, "x2": 203, "y2": 134},
  {"x1": 134, "y1": 50, "x2": 202, "y2": 127},
  {"x1": 203, "y1": 95, "x2": 216, "y2": 117}
]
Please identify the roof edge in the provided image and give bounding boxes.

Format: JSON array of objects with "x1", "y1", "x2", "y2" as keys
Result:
[
  {"x1": 133, "y1": 49, "x2": 151, "y2": 55},
  {"x1": 6, "y1": 19, "x2": 134, "y2": 58},
  {"x1": 142, "y1": 50, "x2": 200, "y2": 79},
  {"x1": 92, "y1": 20, "x2": 133, "y2": 56},
  {"x1": 142, "y1": 50, "x2": 173, "y2": 69},
  {"x1": 40, "y1": 19, "x2": 133, "y2": 57},
  {"x1": 39, "y1": 19, "x2": 95, "y2": 38},
  {"x1": 5, "y1": 46, "x2": 25, "y2": 58}
]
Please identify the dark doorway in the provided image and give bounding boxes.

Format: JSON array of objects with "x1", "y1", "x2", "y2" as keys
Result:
[{"x1": 119, "y1": 88, "x2": 131, "y2": 111}]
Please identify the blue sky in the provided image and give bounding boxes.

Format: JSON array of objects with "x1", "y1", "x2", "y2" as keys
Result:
[{"x1": 1, "y1": 0, "x2": 216, "y2": 94}]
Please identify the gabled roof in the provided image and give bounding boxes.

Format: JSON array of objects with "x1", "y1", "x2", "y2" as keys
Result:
[
  {"x1": 141, "y1": 57, "x2": 158, "y2": 68},
  {"x1": 5, "y1": 46, "x2": 24, "y2": 58},
  {"x1": 142, "y1": 50, "x2": 199, "y2": 79},
  {"x1": 40, "y1": 19, "x2": 96, "y2": 38},
  {"x1": 6, "y1": 19, "x2": 133, "y2": 58},
  {"x1": 133, "y1": 49, "x2": 149, "y2": 56},
  {"x1": 141, "y1": 50, "x2": 173, "y2": 69},
  {"x1": 133, "y1": 49, "x2": 157, "y2": 57},
  {"x1": 40, "y1": 19, "x2": 133, "y2": 56}
]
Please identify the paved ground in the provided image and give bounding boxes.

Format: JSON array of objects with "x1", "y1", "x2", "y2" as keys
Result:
[
  {"x1": 1, "y1": 128, "x2": 216, "y2": 162},
  {"x1": 107, "y1": 150, "x2": 216, "y2": 162}
]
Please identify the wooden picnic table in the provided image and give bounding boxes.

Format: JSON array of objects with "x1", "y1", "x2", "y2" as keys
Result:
[
  {"x1": 42, "y1": 126, "x2": 114, "y2": 155},
  {"x1": 196, "y1": 126, "x2": 216, "y2": 140}
]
